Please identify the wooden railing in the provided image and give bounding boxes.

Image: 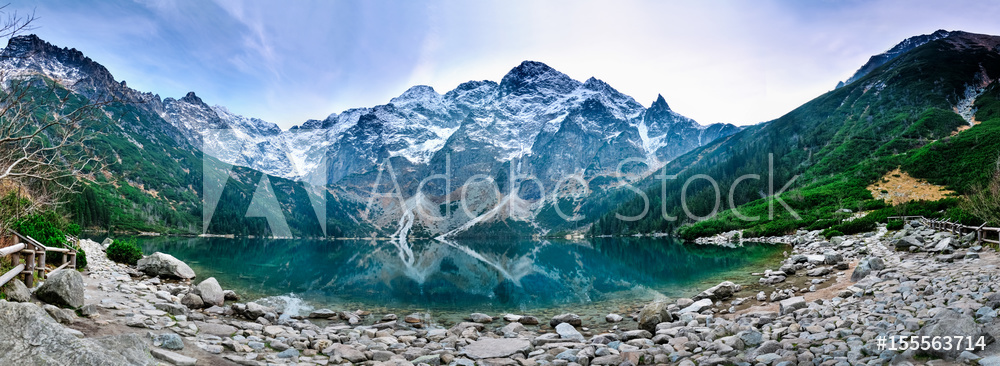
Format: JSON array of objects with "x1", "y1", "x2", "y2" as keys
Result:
[
  {"x1": 0, "y1": 231, "x2": 77, "y2": 288},
  {"x1": 888, "y1": 216, "x2": 1000, "y2": 245}
]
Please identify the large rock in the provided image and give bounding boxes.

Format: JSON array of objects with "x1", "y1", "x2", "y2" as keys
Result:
[
  {"x1": 42, "y1": 304, "x2": 75, "y2": 324},
  {"x1": 469, "y1": 312, "x2": 493, "y2": 323},
  {"x1": 678, "y1": 298, "x2": 713, "y2": 314},
  {"x1": 851, "y1": 257, "x2": 886, "y2": 282},
  {"x1": 35, "y1": 269, "x2": 84, "y2": 308},
  {"x1": 779, "y1": 297, "x2": 806, "y2": 315},
  {"x1": 0, "y1": 300, "x2": 153, "y2": 365},
  {"x1": 822, "y1": 250, "x2": 843, "y2": 264},
  {"x1": 308, "y1": 309, "x2": 337, "y2": 318},
  {"x1": 154, "y1": 302, "x2": 187, "y2": 316},
  {"x1": 931, "y1": 238, "x2": 954, "y2": 252},
  {"x1": 555, "y1": 322, "x2": 584, "y2": 342},
  {"x1": 463, "y1": 338, "x2": 532, "y2": 359},
  {"x1": 3, "y1": 279, "x2": 31, "y2": 302},
  {"x1": 549, "y1": 313, "x2": 581, "y2": 327},
  {"x1": 137, "y1": 252, "x2": 196, "y2": 279},
  {"x1": 194, "y1": 277, "x2": 224, "y2": 306},
  {"x1": 150, "y1": 349, "x2": 196, "y2": 365},
  {"x1": 637, "y1": 300, "x2": 674, "y2": 332},
  {"x1": 195, "y1": 321, "x2": 238, "y2": 336},
  {"x1": 693, "y1": 281, "x2": 737, "y2": 301},
  {"x1": 916, "y1": 309, "x2": 995, "y2": 360},
  {"x1": 152, "y1": 333, "x2": 184, "y2": 350},
  {"x1": 323, "y1": 344, "x2": 368, "y2": 362},
  {"x1": 894, "y1": 236, "x2": 923, "y2": 250},
  {"x1": 180, "y1": 293, "x2": 204, "y2": 309}
]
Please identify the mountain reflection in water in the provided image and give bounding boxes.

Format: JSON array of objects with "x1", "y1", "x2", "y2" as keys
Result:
[{"x1": 131, "y1": 236, "x2": 786, "y2": 313}]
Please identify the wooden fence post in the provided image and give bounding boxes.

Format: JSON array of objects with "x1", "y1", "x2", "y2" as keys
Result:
[
  {"x1": 37, "y1": 251, "x2": 45, "y2": 279},
  {"x1": 23, "y1": 250, "x2": 34, "y2": 287}
]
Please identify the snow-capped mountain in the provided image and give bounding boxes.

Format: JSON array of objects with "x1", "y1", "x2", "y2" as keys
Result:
[
  {"x1": 197, "y1": 61, "x2": 740, "y2": 186},
  {"x1": 1, "y1": 34, "x2": 742, "y2": 235},
  {"x1": 158, "y1": 60, "x2": 743, "y2": 234},
  {"x1": 836, "y1": 29, "x2": 951, "y2": 88}
]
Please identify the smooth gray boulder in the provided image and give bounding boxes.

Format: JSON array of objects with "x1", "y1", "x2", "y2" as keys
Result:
[
  {"x1": 35, "y1": 269, "x2": 84, "y2": 308},
  {"x1": 501, "y1": 321, "x2": 526, "y2": 337},
  {"x1": 916, "y1": 309, "x2": 995, "y2": 360},
  {"x1": 3, "y1": 279, "x2": 31, "y2": 302},
  {"x1": 136, "y1": 252, "x2": 196, "y2": 279},
  {"x1": 678, "y1": 298, "x2": 713, "y2": 314},
  {"x1": 463, "y1": 338, "x2": 532, "y2": 359},
  {"x1": 779, "y1": 296, "x2": 807, "y2": 315},
  {"x1": 931, "y1": 238, "x2": 954, "y2": 252},
  {"x1": 637, "y1": 300, "x2": 674, "y2": 332},
  {"x1": 0, "y1": 300, "x2": 153, "y2": 365},
  {"x1": 180, "y1": 293, "x2": 204, "y2": 309},
  {"x1": 469, "y1": 312, "x2": 493, "y2": 323},
  {"x1": 322, "y1": 344, "x2": 368, "y2": 362},
  {"x1": 308, "y1": 308, "x2": 337, "y2": 318},
  {"x1": 822, "y1": 250, "x2": 843, "y2": 264},
  {"x1": 693, "y1": 281, "x2": 737, "y2": 301},
  {"x1": 153, "y1": 302, "x2": 187, "y2": 316},
  {"x1": 549, "y1": 313, "x2": 581, "y2": 327},
  {"x1": 150, "y1": 349, "x2": 196, "y2": 365},
  {"x1": 152, "y1": 333, "x2": 184, "y2": 350},
  {"x1": 555, "y1": 322, "x2": 584, "y2": 342},
  {"x1": 194, "y1": 277, "x2": 224, "y2": 306},
  {"x1": 894, "y1": 236, "x2": 923, "y2": 249},
  {"x1": 851, "y1": 257, "x2": 886, "y2": 282},
  {"x1": 223, "y1": 290, "x2": 239, "y2": 301},
  {"x1": 42, "y1": 304, "x2": 75, "y2": 324}
]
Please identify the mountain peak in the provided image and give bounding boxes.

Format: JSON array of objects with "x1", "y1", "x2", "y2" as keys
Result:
[
  {"x1": 391, "y1": 85, "x2": 439, "y2": 103},
  {"x1": 499, "y1": 60, "x2": 580, "y2": 96},
  {"x1": 838, "y1": 29, "x2": 953, "y2": 88},
  {"x1": 181, "y1": 91, "x2": 204, "y2": 105},
  {"x1": 5, "y1": 34, "x2": 49, "y2": 55},
  {"x1": 508, "y1": 60, "x2": 556, "y2": 77},
  {"x1": 651, "y1": 94, "x2": 670, "y2": 111}
]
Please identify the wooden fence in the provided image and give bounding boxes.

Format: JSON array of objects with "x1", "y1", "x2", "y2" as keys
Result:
[
  {"x1": 0, "y1": 231, "x2": 77, "y2": 289},
  {"x1": 889, "y1": 216, "x2": 1000, "y2": 245}
]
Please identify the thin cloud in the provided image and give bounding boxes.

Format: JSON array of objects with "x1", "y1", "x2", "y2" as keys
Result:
[{"x1": 8, "y1": 0, "x2": 1000, "y2": 128}]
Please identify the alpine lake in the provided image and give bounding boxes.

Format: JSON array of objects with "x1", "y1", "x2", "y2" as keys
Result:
[{"x1": 116, "y1": 236, "x2": 788, "y2": 326}]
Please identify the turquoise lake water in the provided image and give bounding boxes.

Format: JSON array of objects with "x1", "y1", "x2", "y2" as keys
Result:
[
  {"x1": 118, "y1": 236, "x2": 787, "y2": 324},
  {"x1": 111, "y1": 237, "x2": 787, "y2": 324}
]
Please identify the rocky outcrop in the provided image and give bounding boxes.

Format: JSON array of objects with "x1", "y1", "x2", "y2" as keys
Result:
[
  {"x1": 917, "y1": 309, "x2": 995, "y2": 360},
  {"x1": 548, "y1": 313, "x2": 581, "y2": 327},
  {"x1": 0, "y1": 300, "x2": 153, "y2": 365},
  {"x1": 194, "y1": 277, "x2": 224, "y2": 307},
  {"x1": 851, "y1": 256, "x2": 885, "y2": 282},
  {"x1": 637, "y1": 300, "x2": 673, "y2": 332},
  {"x1": 35, "y1": 269, "x2": 84, "y2": 308},
  {"x1": 180, "y1": 292, "x2": 204, "y2": 309},
  {"x1": 3, "y1": 280, "x2": 31, "y2": 302},
  {"x1": 692, "y1": 281, "x2": 738, "y2": 301},
  {"x1": 462, "y1": 338, "x2": 531, "y2": 359},
  {"x1": 136, "y1": 252, "x2": 195, "y2": 279}
]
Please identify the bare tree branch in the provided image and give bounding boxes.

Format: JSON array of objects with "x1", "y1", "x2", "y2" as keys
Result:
[{"x1": 0, "y1": 7, "x2": 109, "y2": 232}]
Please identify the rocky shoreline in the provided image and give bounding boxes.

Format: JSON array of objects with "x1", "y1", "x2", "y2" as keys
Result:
[{"x1": 1, "y1": 220, "x2": 1000, "y2": 365}]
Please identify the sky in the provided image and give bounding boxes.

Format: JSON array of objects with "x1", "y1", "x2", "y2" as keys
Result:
[{"x1": 10, "y1": 0, "x2": 1000, "y2": 129}]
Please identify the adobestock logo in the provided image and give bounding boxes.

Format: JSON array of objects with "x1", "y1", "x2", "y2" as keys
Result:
[
  {"x1": 202, "y1": 129, "x2": 800, "y2": 237},
  {"x1": 201, "y1": 129, "x2": 328, "y2": 238}
]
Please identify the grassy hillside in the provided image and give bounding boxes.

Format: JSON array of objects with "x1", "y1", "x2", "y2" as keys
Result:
[
  {"x1": 1, "y1": 77, "x2": 375, "y2": 238},
  {"x1": 592, "y1": 32, "x2": 1000, "y2": 239}
]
